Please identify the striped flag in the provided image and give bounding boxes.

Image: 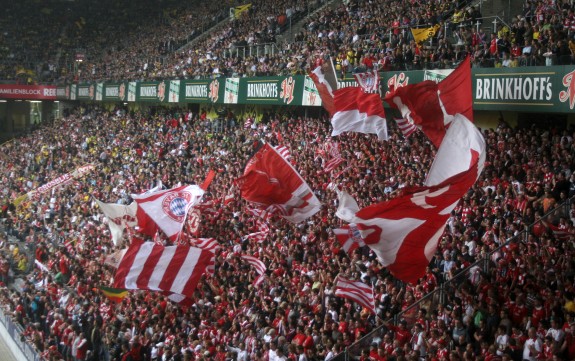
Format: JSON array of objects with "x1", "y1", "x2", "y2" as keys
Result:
[
  {"x1": 188, "y1": 238, "x2": 221, "y2": 253},
  {"x1": 114, "y1": 238, "x2": 214, "y2": 298},
  {"x1": 247, "y1": 208, "x2": 272, "y2": 222},
  {"x1": 334, "y1": 223, "x2": 366, "y2": 255},
  {"x1": 394, "y1": 117, "x2": 418, "y2": 138},
  {"x1": 323, "y1": 141, "x2": 344, "y2": 173},
  {"x1": 243, "y1": 231, "x2": 268, "y2": 243},
  {"x1": 241, "y1": 254, "x2": 267, "y2": 287},
  {"x1": 334, "y1": 276, "x2": 375, "y2": 314},
  {"x1": 274, "y1": 145, "x2": 291, "y2": 161},
  {"x1": 244, "y1": 118, "x2": 253, "y2": 128}
]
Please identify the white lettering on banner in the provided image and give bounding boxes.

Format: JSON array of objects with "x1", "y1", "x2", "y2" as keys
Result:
[
  {"x1": 78, "y1": 87, "x2": 90, "y2": 97},
  {"x1": 140, "y1": 86, "x2": 157, "y2": 97},
  {"x1": 185, "y1": 84, "x2": 208, "y2": 98},
  {"x1": 247, "y1": 83, "x2": 278, "y2": 98},
  {"x1": 0, "y1": 88, "x2": 41, "y2": 95},
  {"x1": 338, "y1": 81, "x2": 357, "y2": 89},
  {"x1": 105, "y1": 87, "x2": 119, "y2": 97},
  {"x1": 475, "y1": 77, "x2": 552, "y2": 101},
  {"x1": 43, "y1": 88, "x2": 56, "y2": 96}
]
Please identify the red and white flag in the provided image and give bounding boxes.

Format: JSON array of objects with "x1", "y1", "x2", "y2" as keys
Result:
[
  {"x1": 188, "y1": 238, "x2": 221, "y2": 253},
  {"x1": 114, "y1": 238, "x2": 214, "y2": 298},
  {"x1": 394, "y1": 117, "x2": 418, "y2": 138},
  {"x1": 336, "y1": 114, "x2": 485, "y2": 283},
  {"x1": 244, "y1": 118, "x2": 254, "y2": 129},
  {"x1": 385, "y1": 56, "x2": 472, "y2": 148},
  {"x1": 236, "y1": 143, "x2": 321, "y2": 223},
  {"x1": 354, "y1": 70, "x2": 380, "y2": 93},
  {"x1": 247, "y1": 208, "x2": 273, "y2": 222},
  {"x1": 331, "y1": 86, "x2": 388, "y2": 141},
  {"x1": 241, "y1": 254, "x2": 267, "y2": 287},
  {"x1": 95, "y1": 200, "x2": 138, "y2": 246},
  {"x1": 187, "y1": 238, "x2": 219, "y2": 275},
  {"x1": 334, "y1": 223, "x2": 366, "y2": 255},
  {"x1": 322, "y1": 141, "x2": 345, "y2": 173},
  {"x1": 132, "y1": 185, "x2": 205, "y2": 242},
  {"x1": 243, "y1": 231, "x2": 268, "y2": 243},
  {"x1": 308, "y1": 57, "x2": 338, "y2": 115},
  {"x1": 334, "y1": 276, "x2": 375, "y2": 314},
  {"x1": 274, "y1": 145, "x2": 291, "y2": 161}
]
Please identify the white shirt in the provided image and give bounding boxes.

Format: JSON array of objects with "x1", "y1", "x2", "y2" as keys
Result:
[{"x1": 522, "y1": 337, "x2": 542, "y2": 361}]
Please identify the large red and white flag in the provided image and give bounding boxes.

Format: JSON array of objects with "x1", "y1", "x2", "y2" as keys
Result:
[
  {"x1": 353, "y1": 70, "x2": 380, "y2": 93},
  {"x1": 334, "y1": 276, "x2": 375, "y2": 314},
  {"x1": 334, "y1": 223, "x2": 366, "y2": 255},
  {"x1": 241, "y1": 254, "x2": 267, "y2": 287},
  {"x1": 236, "y1": 143, "x2": 321, "y2": 223},
  {"x1": 331, "y1": 86, "x2": 388, "y2": 141},
  {"x1": 336, "y1": 114, "x2": 485, "y2": 283},
  {"x1": 95, "y1": 200, "x2": 138, "y2": 246},
  {"x1": 132, "y1": 185, "x2": 205, "y2": 242},
  {"x1": 308, "y1": 58, "x2": 338, "y2": 115},
  {"x1": 384, "y1": 56, "x2": 472, "y2": 148},
  {"x1": 114, "y1": 238, "x2": 213, "y2": 298}
]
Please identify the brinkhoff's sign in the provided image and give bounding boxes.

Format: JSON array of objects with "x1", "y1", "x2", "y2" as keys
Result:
[{"x1": 472, "y1": 66, "x2": 575, "y2": 112}]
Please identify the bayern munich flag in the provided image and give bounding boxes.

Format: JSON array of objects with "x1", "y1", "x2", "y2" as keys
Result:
[{"x1": 132, "y1": 184, "x2": 205, "y2": 241}]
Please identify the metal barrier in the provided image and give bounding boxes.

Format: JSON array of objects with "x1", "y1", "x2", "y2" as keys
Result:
[
  {"x1": 331, "y1": 196, "x2": 573, "y2": 360},
  {"x1": 0, "y1": 306, "x2": 41, "y2": 361}
]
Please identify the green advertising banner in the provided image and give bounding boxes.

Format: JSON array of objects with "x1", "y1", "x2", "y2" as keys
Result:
[
  {"x1": 70, "y1": 84, "x2": 77, "y2": 101},
  {"x1": 181, "y1": 79, "x2": 223, "y2": 104},
  {"x1": 76, "y1": 84, "x2": 93, "y2": 101},
  {"x1": 137, "y1": 82, "x2": 164, "y2": 102},
  {"x1": 238, "y1": 76, "x2": 301, "y2": 105},
  {"x1": 103, "y1": 83, "x2": 126, "y2": 102},
  {"x1": 473, "y1": 65, "x2": 575, "y2": 113},
  {"x1": 223, "y1": 78, "x2": 240, "y2": 104},
  {"x1": 127, "y1": 82, "x2": 137, "y2": 102},
  {"x1": 95, "y1": 83, "x2": 103, "y2": 101},
  {"x1": 60, "y1": 65, "x2": 575, "y2": 114},
  {"x1": 56, "y1": 86, "x2": 67, "y2": 100}
]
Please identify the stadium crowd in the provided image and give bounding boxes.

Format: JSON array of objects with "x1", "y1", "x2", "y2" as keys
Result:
[
  {"x1": 3, "y1": 0, "x2": 575, "y2": 84},
  {"x1": 0, "y1": 104, "x2": 574, "y2": 361}
]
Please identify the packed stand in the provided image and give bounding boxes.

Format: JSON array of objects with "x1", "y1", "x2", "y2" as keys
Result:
[{"x1": 0, "y1": 105, "x2": 573, "y2": 360}]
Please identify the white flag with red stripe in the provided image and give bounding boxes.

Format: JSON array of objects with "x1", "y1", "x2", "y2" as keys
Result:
[
  {"x1": 132, "y1": 184, "x2": 204, "y2": 242},
  {"x1": 331, "y1": 87, "x2": 388, "y2": 141},
  {"x1": 113, "y1": 238, "x2": 214, "y2": 298},
  {"x1": 236, "y1": 143, "x2": 321, "y2": 223},
  {"x1": 335, "y1": 276, "x2": 375, "y2": 314}
]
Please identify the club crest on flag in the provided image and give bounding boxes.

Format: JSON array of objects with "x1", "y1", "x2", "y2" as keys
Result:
[{"x1": 162, "y1": 191, "x2": 194, "y2": 222}]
